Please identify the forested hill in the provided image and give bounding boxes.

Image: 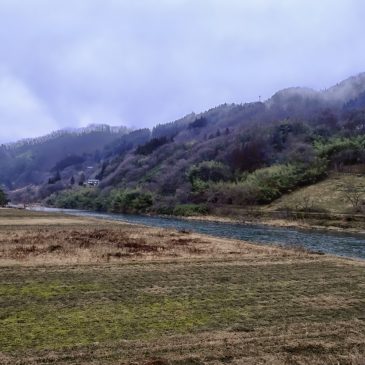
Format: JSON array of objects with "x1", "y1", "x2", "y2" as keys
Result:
[
  {"x1": 0, "y1": 125, "x2": 128, "y2": 189},
  {"x1": 5, "y1": 73, "x2": 365, "y2": 212}
]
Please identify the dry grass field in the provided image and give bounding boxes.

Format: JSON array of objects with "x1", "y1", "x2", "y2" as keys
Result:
[
  {"x1": 267, "y1": 173, "x2": 365, "y2": 214},
  {"x1": 0, "y1": 208, "x2": 365, "y2": 365}
]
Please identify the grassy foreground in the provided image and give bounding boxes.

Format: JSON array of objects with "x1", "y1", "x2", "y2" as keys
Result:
[{"x1": 0, "y1": 209, "x2": 364, "y2": 364}]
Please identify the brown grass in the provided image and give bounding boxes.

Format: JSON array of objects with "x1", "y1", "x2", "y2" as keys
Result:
[
  {"x1": 267, "y1": 173, "x2": 365, "y2": 214},
  {"x1": 0, "y1": 211, "x2": 320, "y2": 266}
]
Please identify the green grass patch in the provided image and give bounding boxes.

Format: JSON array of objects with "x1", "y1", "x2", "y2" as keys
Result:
[{"x1": 1, "y1": 261, "x2": 365, "y2": 354}]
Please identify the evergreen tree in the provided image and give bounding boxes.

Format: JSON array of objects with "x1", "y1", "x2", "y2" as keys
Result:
[
  {"x1": 78, "y1": 173, "x2": 86, "y2": 186},
  {"x1": 0, "y1": 188, "x2": 8, "y2": 206},
  {"x1": 48, "y1": 171, "x2": 61, "y2": 184}
]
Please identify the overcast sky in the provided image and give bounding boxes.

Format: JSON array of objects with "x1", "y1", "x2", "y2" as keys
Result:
[{"x1": 0, "y1": 0, "x2": 364, "y2": 143}]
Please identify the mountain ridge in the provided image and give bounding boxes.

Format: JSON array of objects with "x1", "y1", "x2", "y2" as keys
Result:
[
  {"x1": 6, "y1": 72, "x2": 365, "y2": 149},
  {"x1": 4, "y1": 124, "x2": 129, "y2": 150}
]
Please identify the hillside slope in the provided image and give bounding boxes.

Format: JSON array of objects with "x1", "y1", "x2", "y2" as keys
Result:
[
  {"x1": 4, "y1": 73, "x2": 365, "y2": 214},
  {"x1": 267, "y1": 173, "x2": 365, "y2": 214}
]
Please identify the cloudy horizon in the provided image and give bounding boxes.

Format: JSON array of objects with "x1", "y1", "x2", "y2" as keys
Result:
[{"x1": 0, "y1": 0, "x2": 364, "y2": 143}]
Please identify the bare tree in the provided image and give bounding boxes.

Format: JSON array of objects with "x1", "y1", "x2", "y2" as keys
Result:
[
  {"x1": 339, "y1": 181, "x2": 365, "y2": 210},
  {"x1": 293, "y1": 194, "x2": 314, "y2": 212}
]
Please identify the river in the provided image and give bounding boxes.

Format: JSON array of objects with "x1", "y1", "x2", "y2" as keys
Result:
[{"x1": 31, "y1": 207, "x2": 365, "y2": 260}]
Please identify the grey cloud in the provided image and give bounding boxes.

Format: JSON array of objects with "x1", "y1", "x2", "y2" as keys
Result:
[{"x1": 0, "y1": 0, "x2": 364, "y2": 142}]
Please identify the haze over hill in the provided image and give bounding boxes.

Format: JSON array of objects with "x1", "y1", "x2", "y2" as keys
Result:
[{"x1": 1, "y1": 0, "x2": 365, "y2": 143}]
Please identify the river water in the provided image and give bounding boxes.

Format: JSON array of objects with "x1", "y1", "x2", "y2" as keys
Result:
[{"x1": 31, "y1": 207, "x2": 365, "y2": 260}]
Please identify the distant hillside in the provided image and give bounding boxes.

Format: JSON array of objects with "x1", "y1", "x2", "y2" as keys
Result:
[
  {"x1": 0, "y1": 124, "x2": 128, "y2": 189},
  {"x1": 5, "y1": 73, "x2": 365, "y2": 215}
]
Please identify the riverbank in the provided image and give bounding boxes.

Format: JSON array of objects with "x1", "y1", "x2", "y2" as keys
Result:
[
  {"x1": 183, "y1": 213, "x2": 365, "y2": 235},
  {"x1": 28, "y1": 206, "x2": 365, "y2": 259},
  {"x1": 1, "y1": 208, "x2": 281, "y2": 266},
  {"x1": 1, "y1": 208, "x2": 365, "y2": 364},
  {"x1": 37, "y1": 197, "x2": 365, "y2": 235}
]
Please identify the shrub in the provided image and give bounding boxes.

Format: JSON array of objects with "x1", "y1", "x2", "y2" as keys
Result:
[
  {"x1": 110, "y1": 190, "x2": 153, "y2": 213},
  {"x1": 314, "y1": 135, "x2": 365, "y2": 160},
  {"x1": 155, "y1": 205, "x2": 175, "y2": 215},
  {"x1": 190, "y1": 178, "x2": 210, "y2": 193},
  {"x1": 173, "y1": 204, "x2": 209, "y2": 216},
  {"x1": 208, "y1": 181, "x2": 260, "y2": 205},
  {"x1": 207, "y1": 161, "x2": 328, "y2": 206},
  {"x1": 46, "y1": 188, "x2": 103, "y2": 210},
  {"x1": 188, "y1": 161, "x2": 231, "y2": 184},
  {"x1": 47, "y1": 188, "x2": 153, "y2": 214},
  {"x1": 242, "y1": 164, "x2": 301, "y2": 203},
  {"x1": 295, "y1": 158, "x2": 328, "y2": 185}
]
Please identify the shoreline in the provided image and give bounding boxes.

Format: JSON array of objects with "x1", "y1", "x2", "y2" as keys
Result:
[
  {"x1": 179, "y1": 214, "x2": 365, "y2": 235},
  {"x1": 27, "y1": 205, "x2": 365, "y2": 236}
]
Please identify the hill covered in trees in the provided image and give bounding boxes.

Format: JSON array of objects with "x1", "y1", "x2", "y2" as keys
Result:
[
  {"x1": 4, "y1": 73, "x2": 365, "y2": 215},
  {"x1": 0, "y1": 125, "x2": 128, "y2": 190}
]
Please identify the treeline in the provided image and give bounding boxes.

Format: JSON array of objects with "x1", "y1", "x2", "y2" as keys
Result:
[
  {"x1": 47, "y1": 187, "x2": 210, "y2": 217},
  {"x1": 46, "y1": 188, "x2": 154, "y2": 214}
]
